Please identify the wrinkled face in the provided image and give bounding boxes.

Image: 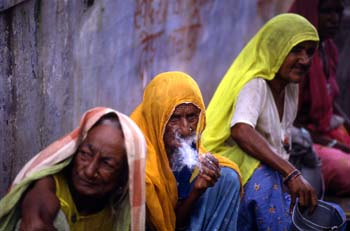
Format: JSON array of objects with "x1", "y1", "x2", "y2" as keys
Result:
[
  {"x1": 163, "y1": 103, "x2": 201, "y2": 156},
  {"x1": 71, "y1": 124, "x2": 127, "y2": 199},
  {"x1": 318, "y1": 0, "x2": 344, "y2": 40},
  {"x1": 277, "y1": 41, "x2": 317, "y2": 83}
]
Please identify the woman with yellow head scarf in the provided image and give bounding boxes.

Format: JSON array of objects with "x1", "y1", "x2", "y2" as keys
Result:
[
  {"x1": 202, "y1": 13, "x2": 319, "y2": 230},
  {"x1": 131, "y1": 71, "x2": 241, "y2": 231}
]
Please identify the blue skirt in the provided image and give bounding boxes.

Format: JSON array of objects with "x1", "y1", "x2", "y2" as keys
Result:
[
  {"x1": 238, "y1": 164, "x2": 348, "y2": 231},
  {"x1": 187, "y1": 167, "x2": 241, "y2": 231},
  {"x1": 238, "y1": 164, "x2": 292, "y2": 231}
]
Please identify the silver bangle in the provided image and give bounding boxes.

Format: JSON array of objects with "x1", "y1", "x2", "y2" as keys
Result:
[{"x1": 327, "y1": 139, "x2": 337, "y2": 148}]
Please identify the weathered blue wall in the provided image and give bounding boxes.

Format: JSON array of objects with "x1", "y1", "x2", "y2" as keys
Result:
[{"x1": 0, "y1": 0, "x2": 294, "y2": 196}]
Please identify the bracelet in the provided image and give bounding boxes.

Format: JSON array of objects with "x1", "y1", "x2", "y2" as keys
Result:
[
  {"x1": 283, "y1": 169, "x2": 301, "y2": 186},
  {"x1": 327, "y1": 139, "x2": 337, "y2": 148}
]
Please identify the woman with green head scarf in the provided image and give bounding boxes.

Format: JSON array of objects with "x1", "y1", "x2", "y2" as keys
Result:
[{"x1": 202, "y1": 13, "x2": 319, "y2": 230}]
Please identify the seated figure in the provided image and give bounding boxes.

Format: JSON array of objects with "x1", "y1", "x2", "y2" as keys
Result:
[
  {"x1": 0, "y1": 107, "x2": 146, "y2": 231},
  {"x1": 131, "y1": 71, "x2": 242, "y2": 231},
  {"x1": 202, "y1": 13, "x2": 320, "y2": 230}
]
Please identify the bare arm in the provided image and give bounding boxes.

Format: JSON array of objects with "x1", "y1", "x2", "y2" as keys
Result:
[
  {"x1": 231, "y1": 123, "x2": 317, "y2": 212},
  {"x1": 20, "y1": 176, "x2": 60, "y2": 231},
  {"x1": 175, "y1": 154, "x2": 220, "y2": 230}
]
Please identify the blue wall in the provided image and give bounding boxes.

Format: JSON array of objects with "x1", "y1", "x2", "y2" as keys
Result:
[{"x1": 0, "y1": 0, "x2": 295, "y2": 196}]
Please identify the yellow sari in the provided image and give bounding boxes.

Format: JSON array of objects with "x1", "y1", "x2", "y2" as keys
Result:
[
  {"x1": 131, "y1": 71, "x2": 240, "y2": 231},
  {"x1": 202, "y1": 13, "x2": 319, "y2": 185}
]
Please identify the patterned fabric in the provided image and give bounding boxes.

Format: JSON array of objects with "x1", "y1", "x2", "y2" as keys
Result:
[
  {"x1": 0, "y1": 107, "x2": 147, "y2": 231},
  {"x1": 202, "y1": 13, "x2": 319, "y2": 185},
  {"x1": 238, "y1": 165, "x2": 292, "y2": 231},
  {"x1": 131, "y1": 71, "x2": 241, "y2": 231}
]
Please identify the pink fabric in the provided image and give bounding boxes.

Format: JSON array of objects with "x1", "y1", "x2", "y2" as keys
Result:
[{"x1": 314, "y1": 144, "x2": 350, "y2": 196}]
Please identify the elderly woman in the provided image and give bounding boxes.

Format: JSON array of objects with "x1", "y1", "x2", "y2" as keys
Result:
[
  {"x1": 131, "y1": 72, "x2": 241, "y2": 231},
  {"x1": 290, "y1": 0, "x2": 350, "y2": 197},
  {"x1": 202, "y1": 14, "x2": 320, "y2": 230},
  {"x1": 0, "y1": 107, "x2": 146, "y2": 231}
]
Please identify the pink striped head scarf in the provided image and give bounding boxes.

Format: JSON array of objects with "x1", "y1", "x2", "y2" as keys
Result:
[{"x1": 9, "y1": 107, "x2": 146, "y2": 231}]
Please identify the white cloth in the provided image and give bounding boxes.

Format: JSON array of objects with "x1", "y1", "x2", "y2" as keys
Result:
[{"x1": 230, "y1": 78, "x2": 298, "y2": 160}]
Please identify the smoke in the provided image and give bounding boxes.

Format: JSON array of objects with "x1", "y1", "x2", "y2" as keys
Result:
[{"x1": 170, "y1": 135, "x2": 200, "y2": 172}]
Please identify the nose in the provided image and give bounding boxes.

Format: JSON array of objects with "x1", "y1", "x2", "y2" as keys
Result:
[
  {"x1": 178, "y1": 118, "x2": 192, "y2": 138},
  {"x1": 84, "y1": 155, "x2": 99, "y2": 178},
  {"x1": 298, "y1": 51, "x2": 311, "y2": 65}
]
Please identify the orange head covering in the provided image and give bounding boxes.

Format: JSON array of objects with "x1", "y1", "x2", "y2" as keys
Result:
[{"x1": 131, "y1": 71, "x2": 240, "y2": 231}]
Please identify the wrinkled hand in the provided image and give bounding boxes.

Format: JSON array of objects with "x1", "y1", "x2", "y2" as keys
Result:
[
  {"x1": 193, "y1": 153, "x2": 221, "y2": 192},
  {"x1": 287, "y1": 174, "x2": 318, "y2": 213}
]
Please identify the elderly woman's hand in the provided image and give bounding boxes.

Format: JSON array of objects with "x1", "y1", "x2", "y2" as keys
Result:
[
  {"x1": 193, "y1": 153, "x2": 221, "y2": 193},
  {"x1": 287, "y1": 174, "x2": 318, "y2": 213}
]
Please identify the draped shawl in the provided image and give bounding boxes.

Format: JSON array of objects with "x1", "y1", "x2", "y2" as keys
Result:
[
  {"x1": 202, "y1": 13, "x2": 319, "y2": 185},
  {"x1": 131, "y1": 71, "x2": 240, "y2": 231},
  {"x1": 0, "y1": 107, "x2": 147, "y2": 231}
]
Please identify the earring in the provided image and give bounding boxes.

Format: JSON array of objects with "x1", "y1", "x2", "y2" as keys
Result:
[{"x1": 189, "y1": 127, "x2": 193, "y2": 132}]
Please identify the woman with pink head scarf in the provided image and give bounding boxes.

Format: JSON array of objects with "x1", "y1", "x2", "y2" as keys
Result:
[{"x1": 0, "y1": 107, "x2": 147, "y2": 231}]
